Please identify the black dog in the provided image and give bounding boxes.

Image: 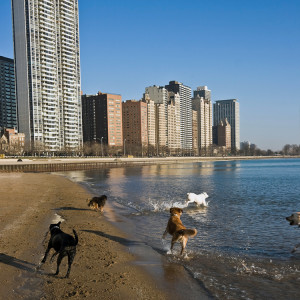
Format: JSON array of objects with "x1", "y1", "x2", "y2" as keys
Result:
[{"x1": 41, "y1": 221, "x2": 78, "y2": 278}]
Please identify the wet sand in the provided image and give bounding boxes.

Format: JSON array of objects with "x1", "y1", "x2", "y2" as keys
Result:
[{"x1": 0, "y1": 173, "x2": 210, "y2": 299}]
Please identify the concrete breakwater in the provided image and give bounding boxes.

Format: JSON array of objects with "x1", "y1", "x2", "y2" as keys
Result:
[{"x1": 0, "y1": 156, "x2": 293, "y2": 172}]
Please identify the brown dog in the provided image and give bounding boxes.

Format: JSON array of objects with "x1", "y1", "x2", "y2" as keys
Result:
[
  {"x1": 162, "y1": 207, "x2": 197, "y2": 255},
  {"x1": 286, "y1": 212, "x2": 300, "y2": 226},
  {"x1": 87, "y1": 195, "x2": 107, "y2": 213}
]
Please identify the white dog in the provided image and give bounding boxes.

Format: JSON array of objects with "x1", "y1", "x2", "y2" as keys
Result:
[{"x1": 186, "y1": 192, "x2": 209, "y2": 207}]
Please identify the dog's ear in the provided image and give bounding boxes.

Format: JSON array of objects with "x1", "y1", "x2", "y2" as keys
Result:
[
  {"x1": 180, "y1": 209, "x2": 183, "y2": 214},
  {"x1": 57, "y1": 221, "x2": 61, "y2": 227}
]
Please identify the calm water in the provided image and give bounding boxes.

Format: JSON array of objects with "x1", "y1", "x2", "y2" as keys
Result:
[{"x1": 61, "y1": 158, "x2": 300, "y2": 299}]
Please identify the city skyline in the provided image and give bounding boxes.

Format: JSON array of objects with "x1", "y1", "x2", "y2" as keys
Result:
[{"x1": 0, "y1": 0, "x2": 299, "y2": 150}]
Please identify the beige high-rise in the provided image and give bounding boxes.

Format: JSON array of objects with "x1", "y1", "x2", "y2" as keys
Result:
[{"x1": 192, "y1": 86, "x2": 212, "y2": 154}]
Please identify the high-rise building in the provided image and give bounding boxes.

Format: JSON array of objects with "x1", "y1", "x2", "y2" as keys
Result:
[
  {"x1": 82, "y1": 92, "x2": 123, "y2": 147},
  {"x1": 167, "y1": 92, "x2": 180, "y2": 152},
  {"x1": 0, "y1": 56, "x2": 16, "y2": 130},
  {"x1": 213, "y1": 99, "x2": 240, "y2": 151},
  {"x1": 217, "y1": 118, "x2": 231, "y2": 149},
  {"x1": 192, "y1": 110, "x2": 198, "y2": 155},
  {"x1": 12, "y1": 0, "x2": 82, "y2": 151},
  {"x1": 145, "y1": 86, "x2": 168, "y2": 148},
  {"x1": 144, "y1": 86, "x2": 181, "y2": 154},
  {"x1": 192, "y1": 86, "x2": 212, "y2": 154},
  {"x1": 165, "y1": 81, "x2": 192, "y2": 151},
  {"x1": 122, "y1": 100, "x2": 148, "y2": 155},
  {"x1": 193, "y1": 86, "x2": 211, "y2": 101},
  {"x1": 143, "y1": 93, "x2": 156, "y2": 149}
]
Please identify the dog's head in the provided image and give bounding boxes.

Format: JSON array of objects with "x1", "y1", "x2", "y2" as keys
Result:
[
  {"x1": 202, "y1": 192, "x2": 209, "y2": 198},
  {"x1": 170, "y1": 207, "x2": 183, "y2": 216},
  {"x1": 286, "y1": 212, "x2": 300, "y2": 226},
  {"x1": 49, "y1": 221, "x2": 61, "y2": 232},
  {"x1": 99, "y1": 195, "x2": 107, "y2": 204}
]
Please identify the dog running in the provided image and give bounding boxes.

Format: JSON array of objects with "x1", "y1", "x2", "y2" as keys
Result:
[
  {"x1": 87, "y1": 195, "x2": 107, "y2": 213},
  {"x1": 162, "y1": 207, "x2": 197, "y2": 255},
  {"x1": 41, "y1": 221, "x2": 78, "y2": 278},
  {"x1": 186, "y1": 192, "x2": 209, "y2": 207}
]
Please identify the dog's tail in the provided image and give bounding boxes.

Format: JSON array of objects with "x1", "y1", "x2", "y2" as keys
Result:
[
  {"x1": 178, "y1": 228, "x2": 197, "y2": 238},
  {"x1": 73, "y1": 229, "x2": 78, "y2": 245}
]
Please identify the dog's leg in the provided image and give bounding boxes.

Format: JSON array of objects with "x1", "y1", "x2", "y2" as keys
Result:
[
  {"x1": 50, "y1": 252, "x2": 58, "y2": 263},
  {"x1": 41, "y1": 241, "x2": 52, "y2": 263},
  {"x1": 171, "y1": 235, "x2": 180, "y2": 253},
  {"x1": 65, "y1": 249, "x2": 76, "y2": 278},
  {"x1": 291, "y1": 243, "x2": 300, "y2": 253},
  {"x1": 180, "y1": 237, "x2": 188, "y2": 255},
  {"x1": 162, "y1": 228, "x2": 168, "y2": 239},
  {"x1": 54, "y1": 253, "x2": 64, "y2": 276}
]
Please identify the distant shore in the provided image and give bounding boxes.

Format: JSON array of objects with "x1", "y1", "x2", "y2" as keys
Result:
[{"x1": 0, "y1": 155, "x2": 298, "y2": 173}]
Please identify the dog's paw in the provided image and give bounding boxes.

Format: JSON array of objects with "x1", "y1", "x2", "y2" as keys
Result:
[{"x1": 166, "y1": 250, "x2": 172, "y2": 255}]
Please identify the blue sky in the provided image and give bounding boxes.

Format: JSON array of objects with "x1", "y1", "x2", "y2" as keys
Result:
[{"x1": 1, "y1": 0, "x2": 299, "y2": 150}]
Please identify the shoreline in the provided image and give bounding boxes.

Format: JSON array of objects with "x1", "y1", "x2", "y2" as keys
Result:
[
  {"x1": 0, "y1": 155, "x2": 298, "y2": 173},
  {"x1": 0, "y1": 172, "x2": 211, "y2": 299}
]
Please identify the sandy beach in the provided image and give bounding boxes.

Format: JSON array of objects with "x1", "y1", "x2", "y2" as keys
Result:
[{"x1": 0, "y1": 172, "x2": 172, "y2": 299}]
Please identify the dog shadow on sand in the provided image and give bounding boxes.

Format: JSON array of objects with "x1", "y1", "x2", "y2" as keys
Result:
[
  {"x1": 55, "y1": 206, "x2": 90, "y2": 211},
  {"x1": 0, "y1": 253, "x2": 37, "y2": 273},
  {"x1": 81, "y1": 229, "x2": 144, "y2": 248},
  {"x1": 81, "y1": 230, "x2": 166, "y2": 256}
]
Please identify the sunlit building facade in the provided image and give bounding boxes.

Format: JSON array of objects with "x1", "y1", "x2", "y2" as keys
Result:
[{"x1": 12, "y1": 0, "x2": 82, "y2": 151}]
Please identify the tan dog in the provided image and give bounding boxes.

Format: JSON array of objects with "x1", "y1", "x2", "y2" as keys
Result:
[
  {"x1": 286, "y1": 212, "x2": 300, "y2": 226},
  {"x1": 162, "y1": 207, "x2": 197, "y2": 255},
  {"x1": 87, "y1": 195, "x2": 107, "y2": 213}
]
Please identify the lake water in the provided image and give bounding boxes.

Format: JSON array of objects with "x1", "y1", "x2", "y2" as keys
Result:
[{"x1": 61, "y1": 158, "x2": 300, "y2": 299}]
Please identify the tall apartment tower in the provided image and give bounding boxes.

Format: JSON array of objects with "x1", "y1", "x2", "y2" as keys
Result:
[
  {"x1": 122, "y1": 100, "x2": 148, "y2": 151},
  {"x1": 192, "y1": 86, "x2": 212, "y2": 154},
  {"x1": 82, "y1": 92, "x2": 123, "y2": 146},
  {"x1": 192, "y1": 110, "x2": 199, "y2": 155},
  {"x1": 213, "y1": 99, "x2": 240, "y2": 151},
  {"x1": 0, "y1": 56, "x2": 17, "y2": 130},
  {"x1": 165, "y1": 81, "x2": 192, "y2": 151},
  {"x1": 217, "y1": 118, "x2": 231, "y2": 149},
  {"x1": 145, "y1": 86, "x2": 168, "y2": 151},
  {"x1": 143, "y1": 93, "x2": 156, "y2": 148},
  {"x1": 167, "y1": 92, "x2": 181, "y2": 152},
  {"x1": 193, "y1": 85, "x2": 211, "y2": 101},
  {"x1": 12, "y1": 0, "x2": 82, "y2": 151}
]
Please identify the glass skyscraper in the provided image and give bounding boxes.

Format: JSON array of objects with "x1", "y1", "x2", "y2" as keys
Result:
[
  {"x1": 0, "y1": 56, "x2": 16, "y2": 130},
  {"x1": 213, "y1": 99, "x2": 240, "y2": 151}
]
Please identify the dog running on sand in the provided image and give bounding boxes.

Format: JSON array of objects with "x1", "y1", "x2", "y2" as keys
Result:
[
  {"x1": 41, "y1": 221, "x2": 78, "y2": 278},
  {"x1": 87, "y1": 195, "x2": 107, "y2": 213},
  {"x1": 162, "y1": 207, "x2": 197, "y2": 255}
]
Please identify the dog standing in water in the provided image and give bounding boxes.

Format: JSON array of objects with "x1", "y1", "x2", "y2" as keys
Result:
[
  {"x1": 162, "y1": 207, "x2": 197, "y2": 255},
  {"x1": 41, "y1": 221, "x2": 78, "y2": 278},
  {"x1": 286, "y1": 212, "x2": 300, "y2": 253}
]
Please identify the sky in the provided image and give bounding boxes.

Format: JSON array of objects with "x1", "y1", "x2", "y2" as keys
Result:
[{"x1": 0, "y1": 0, "x2": 299, "y2": 151}]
